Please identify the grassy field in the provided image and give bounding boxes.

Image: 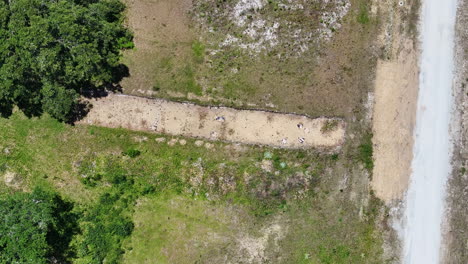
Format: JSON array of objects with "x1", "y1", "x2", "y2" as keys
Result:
[
  {"x1": 0, "y1": 111, "x2": 383, "y2": 263},
  {"x1": 0, "y1": 0, "x2": 387, "y2": 262},
  {"x1": 121, "y1": 0, "x2": 378, "y2": 118}
]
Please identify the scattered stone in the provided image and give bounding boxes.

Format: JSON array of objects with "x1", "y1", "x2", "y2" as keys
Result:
[
  {"x1": 133, "y1": 136, "x2": 148, "y2": 143},
  {"x1": 168, "y1": 138, "x2": 178, "y2": 146},
  {"x1": 210, "y1": 131, "x2": 218, "y2": 139},
  {"x1": 215, "y1": 116, "x2": 226, "y2": 122},
  {"x1": 179, "y1": 139, "x2": 187, "y2": 145},
  {"x1": 195, "y1": 140, "x2": 204, "y2": 147},
  {"x1": 4, "y1": 171, "x2": 21, "y2": 188},
  {"x1": 3, "y1": 147, "x2": 11, "y2": 155},
  {"x1": 155, "y1": 137, "x2": 166, "y2": 143},
  {"x1": 204, "y1": 142, "x2": 214, "y2": 149},
  {"x1": 261, "y1": 159, "x2": 273, "y2": 172}
]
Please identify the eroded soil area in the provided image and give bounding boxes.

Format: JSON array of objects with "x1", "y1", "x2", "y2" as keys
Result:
[
  {"x1": 371, "y1": 0, "x2": 420, "y2": 203},
  {"x1": 80, "y1": 93, "x2": 345, "y2": 149}
]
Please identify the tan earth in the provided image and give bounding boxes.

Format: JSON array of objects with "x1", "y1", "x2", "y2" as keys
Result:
[
  {"x1": 371, "y1": 1, "x2": 420, "y2": 202},
  {"x1": 79, "y1": 94, "x2": 345, "y2": 149}
]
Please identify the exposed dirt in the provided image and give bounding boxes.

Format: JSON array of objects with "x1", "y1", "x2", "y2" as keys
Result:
[
  {"x1": 121, "y1": 0, "x2": 194, "y2": 93},
  {"x1": 79, "y1": 93, "x2": 345, "y2": 149},
  {"x1": 120, "y1": 0, "x2": 380, "y2": 118},
  {"x1": 371, "y1": 0, "x2": 419, "y2": 203},
  {"x1": 371, "y1": 39, "x2": 418, "y2": 202},
  {"x1": 368, "y1": 1, "x2": 421, "y2": 262},
  {"x1": 3, "y1": 171, "x2": 21, "y2": 189}
]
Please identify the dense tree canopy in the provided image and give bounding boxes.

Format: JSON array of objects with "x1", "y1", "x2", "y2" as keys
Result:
[
  {"x1": 0, "y1": 0, "x2": 133, "y2": 121},
  {"x1": 0, "y1": 188, "x2": 77, "y2": 263}
]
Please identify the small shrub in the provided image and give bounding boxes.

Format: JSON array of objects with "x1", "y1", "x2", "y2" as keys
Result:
[
  {"x1": 321, "y1": 120, "x2": 339, "y2": 133},
  {"x1": 358, "y1": 134, "x2": 374, "y2": 170},
  {"x1": 460, "y1": 167, "x2": 466, "y2": 175},
  {"x1": 191, "y1": 41, "x2": 205, "y2": 62},
  {"x1": 331, "y1": 153, "x2": 339, "y2": 161},
  {"x1": 357, "y1": 1, "x2": 370, "y2": 24},
  {"x1": 123, "y1": 148, "x2": 141, "y2": 158}
]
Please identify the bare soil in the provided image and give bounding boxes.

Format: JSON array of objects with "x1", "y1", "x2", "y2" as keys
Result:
[
  {"x1": 371, "y1": 39, "x2": 418, "y2": 202},
  {"x1": 120, "y1": 0, "x2": 379, "y2": 118},
  {"x1": 79, "y1": 93, "x2": 345, "y2": 149},
  {"x1": 371, "y1": 0, "x2": 419, "y2": 203}
]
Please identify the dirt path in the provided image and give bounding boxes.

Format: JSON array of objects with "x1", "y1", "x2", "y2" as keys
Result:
[
  {"x1": 79, "y1": 94, "x2": 345, "y2": 149},
  {"x1": 371, "y1": 1, "x2": 419, "y2": 203},
  {"x1": 372, "y1": 39, "x2": 418, "y2": 202},
  {"x1": 402, "y1": 0, "x2": 458, "y2": 261}
]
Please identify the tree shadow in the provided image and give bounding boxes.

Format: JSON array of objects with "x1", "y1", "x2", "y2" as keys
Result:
[
  {"x1": 68, "y1": 64, "x2": 130, "y2": 123},
  {"x1": 66, "y1": 99, "x2": 93, "y2": 125},
  {"x1": 46, "y1": 193, "x2": 81, "y2": 263}
]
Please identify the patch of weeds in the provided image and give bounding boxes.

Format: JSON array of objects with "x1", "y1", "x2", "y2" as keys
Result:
[
  {"x1": 296, "y1": 151, "x2": 306, "y2": 159},
  {"x1": 177, "y1": 65, "x2": 203, "y2": 95},
  {"x1": 74, "y1": 160, "x2": 156, "y2": 263},
  {"x1": 317, "y1": 245, "x2": 352, "y2": 264},
  {"x1": 159, "y1": 56, "x2": 173, "y2": 71},
  {"x1": 358, "y1": 133, "x2": 373, "y2": 171},
  {"x1": 321, "y1": 120, "x2": 339, "y2": 133},
  {"x1": 272, "y1": 155, "x2": 285, "y2": 170},
  {"x1": 152, "y1": 84, "x2": 161, "y2": 92},
  {"x1": 357, "y1": 1, "x2": 370, "y2": 24},
  {"x1": 123, "y1": 148, "x2": 141, "y2": 158},
  {"x1": 407, "y1": 0, "x2": 421, "y2": 39},
  {"x1": 75, "y1": 188, "x2": 135, "y2": 263},
  {"x1": 460, "y1": 167, "x2": 466, "y2": 176},
  {"x1": 330, "y1": 153, "x2": 339, "y2": 161},
  {"x1": 191, "y1": 41, "x2": 205, "y2": 63}
]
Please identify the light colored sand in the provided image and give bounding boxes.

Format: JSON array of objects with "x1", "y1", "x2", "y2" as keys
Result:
[
  {"x1": 371, "y1": 37, "x2": 419, "y2": 201},
  {"x1": 79, "y1": 94, "x2": 345, "y2": 149}
]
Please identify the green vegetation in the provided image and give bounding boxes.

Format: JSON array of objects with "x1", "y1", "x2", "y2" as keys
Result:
[
  {"x1": 74, "y1": 173, "x2": 141, "y2": 263},
  {"x1": 0, "y1": 112, "x2": 384, "y2": 263},
  {"x1": 122, "y1": 148, "x2": 141, "y2": 158},
  {"x1": 0, "y1": 188, "x2": 77, "y2": 263},
  {"x1": 357, "y1": 0, "x2": 371, "y2": 24},
  {"x1": 321, "y1": 119, "x2": 340, "y2": 133},
  {"x1": 0, "y1": 0, "x2": 132, "y2": 121},
  {"x1": 191, "y1": 41, "x2": 206, "y2": 63},
  {"x1": 358, "y1": 133, "x2": 374, "y2": 171},
  {"x1": 122, "y1": 0, "x2": 379, "y2": 118}
]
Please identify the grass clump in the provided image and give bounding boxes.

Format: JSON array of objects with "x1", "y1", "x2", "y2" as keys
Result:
[
  {"x1": 358, "y1": 133, "x2": 374, "y2": 170},
  {"x1": 191, "y1": 41, "x2": 205, "y2": 63},
  {"x1": 321, "y1": 120, "x2": 339, "y2": 133},
  {"x1": 357, "y1": 1, "x2": 370, "y2": 24},
  {"x1": 123, "y1": 148, "x2": 141, "y2": 158}
]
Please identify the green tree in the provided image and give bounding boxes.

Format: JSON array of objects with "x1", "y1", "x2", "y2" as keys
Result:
[
  {"x1": 0, "y1": 188, "x2": 78, "y2": 263},
  {"x1": 0, "y1": 0, "x2": 133, "y2": 121}
]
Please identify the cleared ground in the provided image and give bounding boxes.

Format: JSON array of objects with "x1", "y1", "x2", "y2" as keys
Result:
[
  {"x1": 0, "y1": 0, "x2": 394, "y2": 262},
  {"x1": 371, "y1": 0, "x2": 420, "y2": 202},
  {"x1": 121, "y1": 0, "x2": 378, "y2": 118},
  {"x1": 80, "y1": 94, "x2": 345, "y2": 149}
]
